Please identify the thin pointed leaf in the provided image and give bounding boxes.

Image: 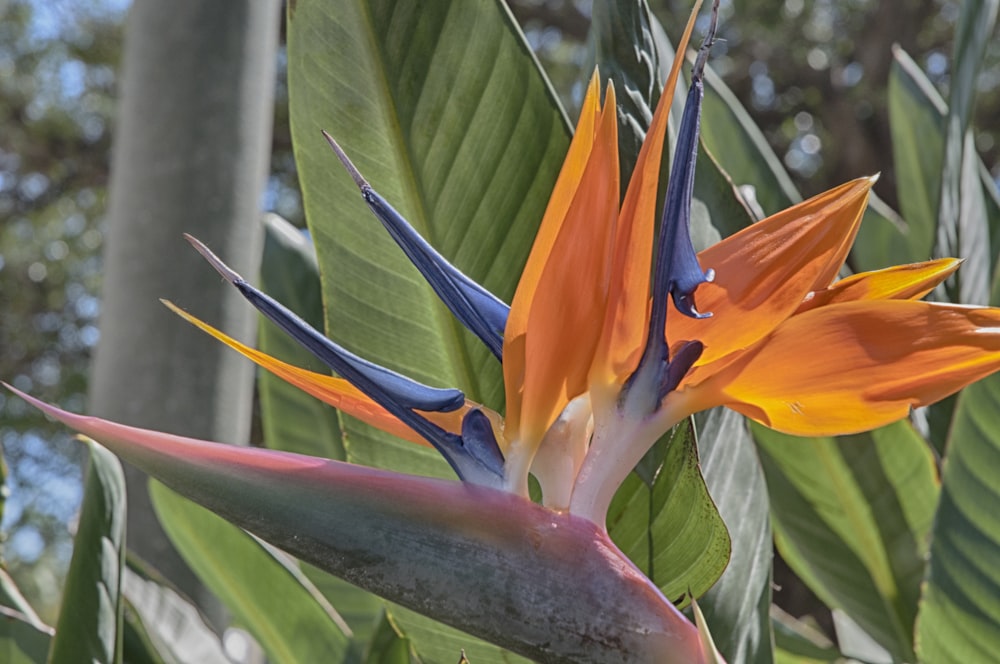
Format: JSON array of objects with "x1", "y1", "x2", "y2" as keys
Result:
[
  {"x1": 868, "y1": 45, "x2": 1000, "y2": 277},
  {"x1": 591, "y1": 0, "x2": 664, "y2": 183},
  {"x1": 0, "y1": 570, "x2": 53, "y2": 664},
  {"x1": 287, "y1": 0, "x2": 570, "y2": 475},
  {"x1": 917, "y1": 367, "x2": 1000, "y2": 661},
  {"x1": 694, "y1": 44, "x2": 907, "y2": 279},
  {"x1": 754, "y1": 421, "x2": 938, "y2": 662},
  {"x1": 591, "y1": 2, "x2": 754, "y2": 244},
  {"x1": 380, "y1": 605, "x2": 531, "y2": 664},
  {"x1": 148, "y1": 481, "x2": 353, "y2": 664},
  {"x1": 695, "y1": 408, "x2": 774, "y2": 664},
  {"x1": 0, "y1": 569, "x2": 47, "y2": 633},
  {"x1": 363, "y1": 612, "x2": 419, "y2": 664},
  {"x1": 48, "y1": 440, "x2": 125, "y2": 664},
  {"x1": 771, "y1": 606, "x2": 843, "y2": 664},
  {"x1": 18, "y1": 393, "x2": 708, "y2": 663},
  {"x1": 699, "y1": 62, "x2": 800, "y2": 216}
]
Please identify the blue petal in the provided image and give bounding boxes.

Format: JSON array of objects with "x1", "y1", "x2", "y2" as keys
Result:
[
  {"x1": 324, "y1": 132, "x2": 509, "y2": 361},
  {"x1": 459, "y1": 408, "x2": 506, "y2": 481},
  {"x1": 647, "y1": 45, "x2": 716, "y2": 335},
  {"x1": 627, "y1": 3, "x2": 719, "y2": 410},
  {"x1": 184, "y1": 235, "x2": 510, "y2": 486},
  {"x1": 658, "y1": 340, "x2": 703, "y2": 401}
]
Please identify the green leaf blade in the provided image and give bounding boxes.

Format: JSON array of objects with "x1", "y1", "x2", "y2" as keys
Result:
[
  {"x1": 288, "y1": 0, "x2": 570, "y2": 479},
  {"x1": 149, "y1": 482, "x2": 353, "y2": 664},
  {"x1": 48, "y1": 440, "x2": 126, "y2": 664},
  {"x1": 607, "y1": 419, "x2": 731, "y2": 606},
  {"x1": 918, "y1": 367, "x2": 1000, "y2": 661},
  {"x1": 696, "y1": 408, "x2": 774, "y2": 664},
  {"x1": 755, "y1": 421, "x2": 939, "y2": 662}
]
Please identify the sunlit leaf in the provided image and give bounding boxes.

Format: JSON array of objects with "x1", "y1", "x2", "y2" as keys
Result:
[
  {"x1": 257, "y1": 214, "x2": 345, "y2": 461},
  {"x1": 0, "y1": 615, "x2": 51, "y2": 664},
  {"x1": 887, "y1": 46, "x2": 945, "y2": 263},
  {"x1": 917, "y1": 260, "x2": 1000, "y2": 662},
  {"x1": 771, "y1": 606, "x2": 843, "y2": 664},
  {"x1": 363, "y1": 612, "x2": 419, "y2": 664},
  {"x1": 699, "y1": 63, "x2": 799, "y2": 217}
]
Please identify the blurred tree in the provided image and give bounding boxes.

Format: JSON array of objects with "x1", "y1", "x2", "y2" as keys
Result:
[
  {"x1": 0, "y1": 0, "x2": 123, "y2": 620},
  {"x1": 88, "y1": 0, "x2": 281, "y2": 605}
]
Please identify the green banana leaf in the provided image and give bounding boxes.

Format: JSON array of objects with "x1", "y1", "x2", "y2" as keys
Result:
[{"x1": 754, "y1": 421, "x2": 938, "y2": 662}]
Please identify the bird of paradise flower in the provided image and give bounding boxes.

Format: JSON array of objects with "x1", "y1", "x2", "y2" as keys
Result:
[{"x1": 10, "y1": 1, "x2": 1000, "y2": 662}]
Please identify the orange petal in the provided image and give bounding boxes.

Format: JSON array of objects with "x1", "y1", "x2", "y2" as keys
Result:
[
  {"x1": 590, "y1": 0, "x2": 703, "y2": 387},
  {"x1": 164, "y1": 301, "x2": 475, "y2": 447},
  {"x1": 511, "y1": 86, "x2": 621, "y2": 445},
  {"x1": 668, "y1": 177, "x2": 874, "y2": 365},
  {"x1": 504, "y1": 73, "x2": 603, "y2": 436},
  {"x1": 795, "y1": 258, "x2": 961, "y2": 313},
  {"x1": 698, "y1": 299, "x2": 1000, "y2": 436}
]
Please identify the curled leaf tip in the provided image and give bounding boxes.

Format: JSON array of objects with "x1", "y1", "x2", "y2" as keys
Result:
[
  {"x1": 184, "y1": 233, "x2": 243, "y2": 285},
  {"x1": 321, "y1": 129, "x2": 369, "y2": 190}
]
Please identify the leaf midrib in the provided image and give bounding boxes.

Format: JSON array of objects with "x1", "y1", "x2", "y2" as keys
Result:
[{"x1": 357, "y1": 0, "x2": 484, "y2": 402}]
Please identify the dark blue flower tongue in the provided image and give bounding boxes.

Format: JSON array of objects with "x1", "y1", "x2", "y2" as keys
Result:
[
  {"x1": 630, "y1": 0, "x2": 719, "y2": 407},
  {"x1": 323, "y1": 132, "x2": 509, "y2": 361},
  {"x1": 185, "y1": 235, "x2": 505, "y2": 487}
]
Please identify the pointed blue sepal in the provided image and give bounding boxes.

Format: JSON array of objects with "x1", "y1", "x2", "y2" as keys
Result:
[
  {"x1": 648, "y1": 37, "x2": 716, "y2": 333},
  {"x1": 184, "y1": 235, "x2": 512, "y2": 486},
  {"x1": 459, "y1": 408, "x2": 506, "y2": 480},
  {"x1": 629, "y1": 4, "x2": 720, "y2": 410},
  {"x1": 323, "y1": 132, "x2": 509, "y2": 361},
  {"x1": 658, "y1": 340, "x2": 704, "y2": 401}
]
